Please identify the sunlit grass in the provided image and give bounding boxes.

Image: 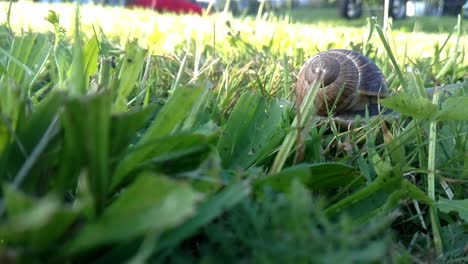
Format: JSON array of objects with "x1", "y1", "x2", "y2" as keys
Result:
[{"x1": 1, "y1": 2, "x2": 467, "y2": 62}]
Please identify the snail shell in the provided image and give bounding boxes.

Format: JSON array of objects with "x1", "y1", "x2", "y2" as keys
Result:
[{"x1": 295, "y1": 49, "x2": 388, "y2": 119}]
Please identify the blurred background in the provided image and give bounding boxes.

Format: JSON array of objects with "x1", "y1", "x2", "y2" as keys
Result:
[
  {"x1": 23, "y1": 0, "x2": 468, "y2": 19},
  {"x1": 194, "y1": 0, "x2": 468, "y2": 18}
]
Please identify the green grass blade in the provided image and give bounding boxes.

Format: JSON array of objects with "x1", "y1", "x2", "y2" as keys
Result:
[
  {"x1": 67, "y1": 4, "x2": 86, "y2": 96},
  {"x1": 59, "y1": 92, "x2": 111, "y2": 213},
  {"x1": 380, "y1": 92, "x2": 438, "y2": 119},
  {"x1": 111, "y1": 82, "x2": 210, "y2": 190},
  {"x1": 0, "y1": 33, "x2": 50, "y2": 97},
  {"x1": 82, "y1": 36, "x2": 99, "y2": 84},
  {"x1": 373, "y1": 18, "x2": 406, "y2": 91},
  {"x1": 437, "y1": 198, "x2": 468, "y2": 222},
  {"x1": 326, "y1": 154, "x2": 432, "y2": 223},
  {"x1": 270, "y1": 76, "x2": 320, "y2": 174},
  {"x1": 109, "y1": 105, "x2": 156, "y2": 157},
  {"x1": 217, "y1": 92, "x2": 288, "y2": 169},
  {"x1": 436, "y1": 15, "x2": 463, "y2": 81},
  {"x1": 113, "y1": 40, "x2": 147, "y2": 112},
  {"x1": 1, "y1": 45, "x2": 33, "y2": 81},
  {"x1": 427, "y1": 87, "x2": 443, "y2": 255},
  {"x1": 6, "y1": 35, "x2": 35, "y2": 87},
  {"x1": 255, "y1": 162, "x2": 364, "y2": 192}
]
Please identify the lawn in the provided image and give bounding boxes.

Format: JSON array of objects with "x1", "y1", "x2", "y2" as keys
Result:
[{"x1": 0, "y1": 1, "x2": 467, "y2": 263}]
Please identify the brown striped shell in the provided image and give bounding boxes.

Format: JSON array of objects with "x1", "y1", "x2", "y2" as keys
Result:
[{"x1": 295, "y1": 49, "x2": 388, "y2": 119}]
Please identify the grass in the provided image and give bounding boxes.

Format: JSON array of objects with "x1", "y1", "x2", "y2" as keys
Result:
[{"x1": 0, "y1": 1, "x2": 467, "y2": 263}]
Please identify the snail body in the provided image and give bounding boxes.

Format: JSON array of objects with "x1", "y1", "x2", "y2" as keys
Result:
[{"x1": 296, "y1": 49, "x2": 388, "y2": 120}]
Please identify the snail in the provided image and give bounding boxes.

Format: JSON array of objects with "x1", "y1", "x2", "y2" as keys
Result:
[{"x1": 295, "y1": 49, "x2": 389, "y2": 124}]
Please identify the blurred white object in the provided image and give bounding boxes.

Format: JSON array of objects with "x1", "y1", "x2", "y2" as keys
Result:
[{"x1": 406, "y1": 0, "x2": 425, "y2": 17}]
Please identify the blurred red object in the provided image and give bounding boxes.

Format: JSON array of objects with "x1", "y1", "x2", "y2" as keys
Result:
[{"x1": 128, "y1": 0, "x2": 203, "y2": 15}]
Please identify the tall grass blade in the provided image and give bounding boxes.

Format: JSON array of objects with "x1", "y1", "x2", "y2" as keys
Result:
[
  {"x1": 114, "y1": 40, "x2": 147, "y2": 112},
  {"x1": 82, "y1": 36, "x2": 99, "y2": 85},
  {"x1": 373, "y1": 18, "x2": 406, "y2": 91},
  {"x1": 1, "y1": 45, "x2": 33, "y2": 81},
  {"x1": 270, "y1": 77, "x2": 320, "y2": 174},
  {"x1": 68, "y1": 3, "x2": 86, "y2": 96},
  {"x1": 427, "y1": 87, "x2": 443, "y2": 255},
  {"x1": 59, "y1": 92, "x2": 111, "y2": 213},
  {"x1": 436, "y1": 15, "x2": 463, "y2": 81}
]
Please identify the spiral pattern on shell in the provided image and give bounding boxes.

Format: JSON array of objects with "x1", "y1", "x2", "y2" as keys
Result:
[{"x1": 296, "y1": 49, "x2": 388, "y2": 117}]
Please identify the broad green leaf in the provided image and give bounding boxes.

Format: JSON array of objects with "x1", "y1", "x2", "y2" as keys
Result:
[
  {"x1": 436, "y1": 97, "x2": 468, "y2": 121},
  {"x1": 82, "y1": 36, "x2": 99, "y2": 80},
  {"x1": 112, "y1": 131, "x2": 217, "y2": 190},
  {"x1": 65, "y1": 172, "x2": 202, "y2": 255},
  {"x1": 3, "y1": 184, "x2": 34, "y2": 217},
  {"x1": 109, "y1": 105, "x2": 157, "y2": 157},
  {"x1": 380, "y1": 92, "x2": 438, "y2": 119},
  {"x1": 440, "y1": 223, "x2": 468, "y2": 258},
  {"x1": 54, "y1": 42, "x2": 72, "y2": 88},
  {"x1": 286, "y1": 180, "x2": 313, "y2": 216},
  {"x1": 136, "y1": 133, "x2": 217, "y2": 164},
  {"x1": 140, "y1": 82, "x2": 210, "y2": 144},
  {"x1": 0, "y1": 185, "x2": 77, "y2": 250},
  {"x1": 254, "y1": 163, "x2": 364, "y2": 192},
  {"x1": 93, "y1": 180, "x2": 250, "y2": 264},
  {"x1": 0, "y1": 91, "x2": 65, "y2": 182},
  {"x1": 217, "y1": 92, "x2": 288, "y2": 169},
  {"x1": 58, "y1": 92, "x2": 111, "y2": 213},
  {"x1": 155, "y1": 180, "x2": 250, "y2": 252},
  {"x1": 437, "y1": 198, "x2": 468, "y2": 222},
  {"x1": 111, "y1": 82, "x2": 210, "y2": 189},
  {"x1": 113, "y1": 39, "x2": 147, "y2": 112}
]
